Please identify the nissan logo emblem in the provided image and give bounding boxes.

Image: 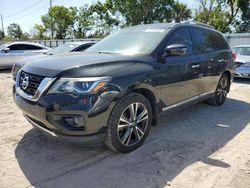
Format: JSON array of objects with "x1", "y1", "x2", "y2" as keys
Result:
[{"x1": 21, "y1": 76, "x2": 29, "y2": 90}]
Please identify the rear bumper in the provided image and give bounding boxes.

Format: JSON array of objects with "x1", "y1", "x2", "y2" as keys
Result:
[{"x1": 235, "y1": 68, "x2": 250, "y2": 78}]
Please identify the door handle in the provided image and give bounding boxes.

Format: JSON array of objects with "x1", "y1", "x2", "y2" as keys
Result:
[
  {"x1": 218, "y1": 59, "x2": 225, "y2": 63},
  {"x1": 191, "y1": 64, "x2": 200, "y2": 69}
]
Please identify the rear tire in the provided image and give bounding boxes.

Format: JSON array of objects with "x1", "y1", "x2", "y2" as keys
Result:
[
  {"x1": 105, "y1": 92, "x2": 152, "y2": 153},
  {"x1": 207, "y1": 73, "x2": 229, "y2": 106}
]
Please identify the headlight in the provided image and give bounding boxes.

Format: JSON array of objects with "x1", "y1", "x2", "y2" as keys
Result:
[{"x1": 47, "y1": 77, "x2": 111, "y2": 95}]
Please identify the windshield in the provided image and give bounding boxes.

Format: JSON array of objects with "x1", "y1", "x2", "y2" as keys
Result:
[
  {"x1": 47, "y1": 43, "x2": 79, "y2": 55},
  {"x1": 86, "y1": 27, "x2": 168, "y2": 55},
  {"x1": 233, "y1": 47, "x2": 250, "y2": 56}
]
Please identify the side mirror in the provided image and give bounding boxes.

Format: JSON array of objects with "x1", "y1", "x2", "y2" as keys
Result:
[
  {"x1": 165, "y1": 44, "x2": 187, "y2": 57},
  {"x1": 2, "y1": 48, "x2": 10, "y2": 53}
]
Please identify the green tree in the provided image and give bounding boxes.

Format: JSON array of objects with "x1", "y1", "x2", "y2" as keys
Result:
[
  {"x1": 89, "y1": 1, "x2": 120, "y2": 37},
  {"x1": 33, "y1": 24, "x2": 47, "y2": 39},
  {"x1": 195, "y1": 0, "x2": 249, "y2": 32},
  {"x1": 70, "y1": 5, "x2": 94, "y2": 38},
  {"x1": 236, "y1": 1, "x2": 250, "y2": 32},
  {"x1": 42, "y1": 6, "x2": 75, "y2": 39},
  {"x1": 20, "y1": 32, "x2": 30, "y2": 40},
  {"x1": 172, "y1": 1, "x2": 192, "y2": 23},
  {"x1": 7, "y1": 23, "x2": 23, "y2": 40},
  {"x1": 105, "y1": 0, "x2": 174, "y2": 26},
  {"x1": 0, "y1": 30, "x2": 4, "y2": 40}
]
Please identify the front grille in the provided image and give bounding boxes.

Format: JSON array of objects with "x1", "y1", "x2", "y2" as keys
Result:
[{"x1": 19, "y1": 71, "x2": 44, "y2": 95}]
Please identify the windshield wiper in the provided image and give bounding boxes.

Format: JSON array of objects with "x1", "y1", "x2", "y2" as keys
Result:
[{"x1": 97, "y1": 51, "x2": 114, "y2": 54}]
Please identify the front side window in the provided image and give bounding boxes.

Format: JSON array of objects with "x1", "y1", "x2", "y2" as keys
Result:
[
  {"x1": 8, "y1": 44, "x2": 22, "y2": 51},
  {"x1": 165, "y1": 27, "x2": 193, "y2": 56}
]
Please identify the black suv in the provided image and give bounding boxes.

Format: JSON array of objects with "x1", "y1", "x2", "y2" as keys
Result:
[{"x1": 13, "y1": 22, "x2": 234, "y2": 153}]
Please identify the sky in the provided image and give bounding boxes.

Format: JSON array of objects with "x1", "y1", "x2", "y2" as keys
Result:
[{"x1": 0, "y1": 0, "x2": 197, "y2": 33}]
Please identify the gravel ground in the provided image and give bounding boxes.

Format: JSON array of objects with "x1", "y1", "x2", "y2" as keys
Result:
[{"x1": 0, "y1": 71, "x2": 250, "y2": 188}]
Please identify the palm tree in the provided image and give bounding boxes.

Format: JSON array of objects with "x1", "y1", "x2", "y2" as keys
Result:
[{"x1": 172, "y1": 1, "x2": 192, "y2": 23}]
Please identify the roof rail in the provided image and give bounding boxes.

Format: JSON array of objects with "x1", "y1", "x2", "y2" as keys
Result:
[{"x1": 184, "y1": 21, "x2": 215, "y2": 29}]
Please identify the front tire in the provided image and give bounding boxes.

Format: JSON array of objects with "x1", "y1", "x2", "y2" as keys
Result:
[
  {"x1": 207, "y1": 73, "x2": 229, "y2": 106},
  {"x1": 105, "y1": 92, "x2": 152, "y2": 153}
]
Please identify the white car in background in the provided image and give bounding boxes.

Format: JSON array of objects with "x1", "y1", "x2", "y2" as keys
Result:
[
  {"x1": 12, "y1": 41, "x2": 97, "y2": 79},
  {"x1": 232, "y1": 45, "x2": 250, "y2": 78},
  {"x1": 0, "y1": 42, "x2": 50, "y2": 69}
]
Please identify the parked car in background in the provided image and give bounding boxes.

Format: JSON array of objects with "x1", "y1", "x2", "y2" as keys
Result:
[
  {"x1": 0, "y1": 42, "x2": 50, "y2": 69},
  {"x1": 12, "y1": 41, "x2": 97, "y2": 79},
  {"x1": 232, "y1": 45, "x2": 250, "y2": 78},
  {"x1": 13, "y1": 22, "x2": 234, "y2": 153}
]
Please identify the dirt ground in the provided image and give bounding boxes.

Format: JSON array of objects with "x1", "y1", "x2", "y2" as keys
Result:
[{"x1": 0, "y1": 70, "x2": 250, "y2": 188}]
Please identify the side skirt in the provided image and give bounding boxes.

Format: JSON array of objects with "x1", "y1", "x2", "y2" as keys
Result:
[{"x1": 159, "y1": 91, "x2": 215, "y2": 117}]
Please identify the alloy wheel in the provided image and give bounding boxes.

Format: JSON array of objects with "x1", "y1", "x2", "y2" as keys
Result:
[
  {"x1": 117, "y1": 102, "x2": 149, "y2": 147},
  {"x1": 217, "y1": 77, "x2": 228, "y2": 103}
]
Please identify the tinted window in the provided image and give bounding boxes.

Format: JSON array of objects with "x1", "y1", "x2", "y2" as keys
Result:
[
  {"x1": 193, "y1": 28, "x2": 214, "y2": 54},
  {"x1": 8, "y1": 44, "x2": 43, "y2": 51},
  {"x1": 166, "y1": 27, "x2": 193, "y2": 56},
  {"x1": 75, "y1": 43, "x2": 94, "y2": 52},
  {"x1": 23, "y1": 44, "x2": 43, "y2": 50},
  {"x1": 193, "y1": 28, "x2": 229, "y2": 54},
  {"x1": 8, "y1": 44, "x2": 22, "y2": 50},
  {"x1": 211, "y1": 32, "x2": 229, "y2": 50}
]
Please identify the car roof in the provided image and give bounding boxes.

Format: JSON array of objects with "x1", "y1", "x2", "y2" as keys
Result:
[
  {"x1": 66, "y1": 41, "x2": 97, "y2": 45},
  {"x1": 6, "y1": 42, "x2": 50, "y2": 49},
  {"x1": 233, "y1": 45, "x2": 250, "y2": 48},
  {"x1": 125, "y1": 22, "x2": 216, "y2": 32},
  {"x1": 129, "y1": 23, "x2": 177, "y2": 30}
]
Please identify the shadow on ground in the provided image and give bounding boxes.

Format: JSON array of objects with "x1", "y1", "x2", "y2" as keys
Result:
[
  {"x1": 15, "y1": 98, "x2": 250, "y2": 188},
  {"x1": 0, "y1": 69, "x2": 11, "y2": 73},
  {"x1": 234, "y1": 77, "x2": 250, "y2": 84}
]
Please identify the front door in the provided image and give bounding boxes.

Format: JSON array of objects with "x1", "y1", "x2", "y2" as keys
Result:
[{"x1": 159, "y1": 27, "x2": 202, "y2": 107}]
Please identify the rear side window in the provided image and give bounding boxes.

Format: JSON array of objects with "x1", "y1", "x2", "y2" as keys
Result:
[
  {"x1": 166, "y1": 27, "x2": 193, "y2": 56},
  {"x1": 23, "y1": 44, "x2": 43, "y2": 50},
  {"x1": 209, "y1": 31, "x2": 229, "y2": 50},
  {"x1": 193, "y1": 28, "x2": 229, "y2": 54}
]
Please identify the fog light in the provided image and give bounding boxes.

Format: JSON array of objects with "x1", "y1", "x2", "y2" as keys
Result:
[{"x1": 64, "y1": 116, "x2": 85, "y2": 128}]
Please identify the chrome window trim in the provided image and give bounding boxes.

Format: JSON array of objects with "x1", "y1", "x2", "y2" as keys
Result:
[{"x1": 15, "y1": 70, "x2": 56, "y2": 102}]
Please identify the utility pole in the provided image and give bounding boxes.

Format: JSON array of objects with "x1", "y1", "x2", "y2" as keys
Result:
[
  {"x1": 0, "y1": 14, "x2": 4, "y2": 35},
  {"x1": 50, "y1": 0, "x2": 53, "y2": 39}
]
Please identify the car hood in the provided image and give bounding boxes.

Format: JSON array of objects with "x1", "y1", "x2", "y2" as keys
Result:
[
  {"x1": 16, "y1": 54, "x2": 47, "y2": 66},
  {"x1": 235, "y1": 55, "x2": 250, "y2": 63},
  {"x1": 22, "y1": 52, "x2": 144, "y2": 77}
]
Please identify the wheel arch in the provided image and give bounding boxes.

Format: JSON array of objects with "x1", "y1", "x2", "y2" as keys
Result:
[
  {"x1": 223, "y1": 70, "x2": 232, "y2": 92},
  {"x1": 128, "y1": 88, "x2": 158, "y2": 125}
]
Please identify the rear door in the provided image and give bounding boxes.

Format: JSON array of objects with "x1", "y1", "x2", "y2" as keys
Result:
[
  {"x1": 191, "y1": 27, "x2": 228, "y2": 94},
  {"x1": 159, "y1": 27, "x2": 203, "y2": 106}
]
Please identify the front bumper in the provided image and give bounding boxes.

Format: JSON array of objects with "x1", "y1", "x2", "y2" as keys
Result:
[{"x1": 13, "y1": 85, "x2": 118, "y2": 141}]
